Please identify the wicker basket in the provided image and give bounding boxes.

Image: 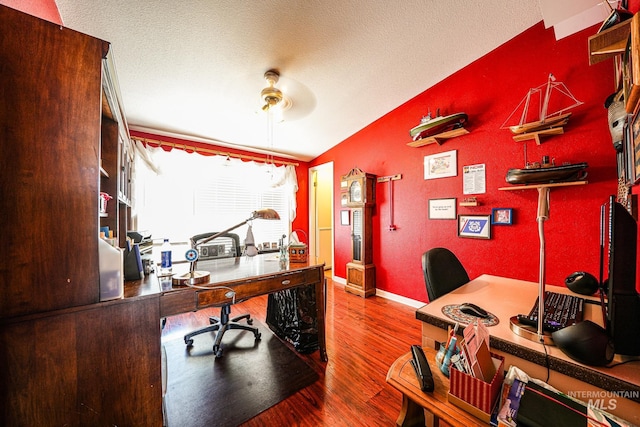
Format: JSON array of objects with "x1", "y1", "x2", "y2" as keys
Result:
[{"x1": 288, "y1": 230, "x2": 308, "y2": 263}]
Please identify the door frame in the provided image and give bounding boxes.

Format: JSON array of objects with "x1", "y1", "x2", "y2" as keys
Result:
[{"x1": 308, "y1": 162, "x2": 334, "y2": 270}]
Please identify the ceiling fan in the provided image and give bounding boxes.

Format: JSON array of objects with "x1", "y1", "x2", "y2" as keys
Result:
[
  {"x1": 258, "y1": 69, "x2": 315, "y2": 121},
  {"x1": 261, "y1": 69, "x2": 291, "y2": 112}
]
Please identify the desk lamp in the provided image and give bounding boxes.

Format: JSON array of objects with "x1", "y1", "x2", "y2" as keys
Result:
[{"x1": 173, "y1": 208, "x2": 280, "y2": 286}]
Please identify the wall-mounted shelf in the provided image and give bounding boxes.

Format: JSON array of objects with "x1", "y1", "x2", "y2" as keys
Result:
[
  {"x1": 512, "y1": 127, "x2": 564, "y2": 145},
  {"x1": 588, "y1": 18, "x2": 631, "y2": 65},
  {"x1": 498, "y1": 180, "x2": 587, "y2": 192},
  {"x1": 406, "y1": 127, "x2": 469, "y2": 147},
  {"x1": 459, "y1": 197, "x2": 479, "y2": 207}
]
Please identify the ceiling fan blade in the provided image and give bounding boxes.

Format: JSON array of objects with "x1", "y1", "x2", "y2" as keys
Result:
[{"x1": 269, "y1": 74, "x2": 316, "y2": 121}]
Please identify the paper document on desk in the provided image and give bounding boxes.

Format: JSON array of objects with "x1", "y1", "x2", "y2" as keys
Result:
[{"x1": 462, "y1": 320, "x2": 495, "y2": 381}]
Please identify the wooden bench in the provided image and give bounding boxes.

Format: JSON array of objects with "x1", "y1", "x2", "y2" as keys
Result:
[{"x1": 386, "y1": 347, "x2": 486, "y2": 427}]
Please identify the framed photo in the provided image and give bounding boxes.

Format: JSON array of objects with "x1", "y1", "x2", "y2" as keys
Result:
[
  {"x1": 424, "y1": 150, "x2": 457, "y2": 180},
  {"x1": 340, "y1": 210, "x2": 350, "y2": 226},
  {"x1": 340, "y1": 192, "x2": 348, "y2": 207},
  {"x1": 631, "y1": 109, "x2": 640, "y2": 184},
  {"x1": 428, "y1": 198, "x2": 456, "y2": 219},
  {"x1": 491, "y1": 208, "x2": 513, "y2": 225},
  {"x1": 458, "y1": 214, "x2": 491, "y2": 239}
]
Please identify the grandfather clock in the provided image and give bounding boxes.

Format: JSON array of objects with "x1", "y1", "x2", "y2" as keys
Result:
[{"x1": 341, "y1": 167, "x2": 376, "y2": 297}]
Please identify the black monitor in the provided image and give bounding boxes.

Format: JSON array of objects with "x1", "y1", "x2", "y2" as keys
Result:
[{"x1": 605, "y1": 196, "x2": 640, "y2": 356}]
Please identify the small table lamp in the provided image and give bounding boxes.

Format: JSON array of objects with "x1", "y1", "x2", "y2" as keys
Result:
[{"x1": 173, "y1": 208, "x2": 280, "y2": 286}]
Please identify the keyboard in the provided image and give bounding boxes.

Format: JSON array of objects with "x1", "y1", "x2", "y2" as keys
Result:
[{"x1": 517, "y1": 291, "x2": 584, "y2": 332}]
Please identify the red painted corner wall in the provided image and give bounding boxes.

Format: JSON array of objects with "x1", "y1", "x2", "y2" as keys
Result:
[
  {"x1": 312, "y1": 21, "x2": 622, "y2": 303},
  {"x1": 0, "y1": 0, "x2": 61, "y2": 24}
]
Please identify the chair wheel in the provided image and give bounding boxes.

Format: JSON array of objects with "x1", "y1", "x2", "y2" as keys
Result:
[
  {"x1": 213, "y1": 345, "x2": 223, "y2": 358},
  {"x1": 255, "y1": 331, "x2": 262, "y2": 341},
  {"x1": 185, "y1": 338, "x2": 194, "y2": 346},
  {"x1": 247, "y1": 318, "x2": 253, "y2": 325}
]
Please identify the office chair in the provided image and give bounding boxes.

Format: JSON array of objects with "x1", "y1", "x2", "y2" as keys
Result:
[
  {"x1": 183, "y1": 232, "x2": 261, "y2": 357},
  {"x1": 422, "y1": 247, "x2": 470, "y2": 302}
]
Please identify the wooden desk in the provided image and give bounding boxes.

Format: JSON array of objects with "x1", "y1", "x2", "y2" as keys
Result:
[
  {"x1": 386, "y1": 347, "x2": 485, "y2": 427},
  {"x1": 126, "y1": 254, "x2": 328, "y2": 361},
  {"x1": 416, "y1": 274, "x2": 640, "y2": 425}
]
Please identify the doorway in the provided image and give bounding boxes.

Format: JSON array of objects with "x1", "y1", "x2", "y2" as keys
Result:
[{"x1": 309, "y1": 162, "x2": 333, "y2": 274}]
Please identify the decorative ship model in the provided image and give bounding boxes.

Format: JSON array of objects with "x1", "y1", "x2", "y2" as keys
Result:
[
  {"x1": 502, "y1": 73, "x2": 583, "y2": 143},
  {"x1": 410, "y1": 109, "x2": 467, "y2": 141},
  {"x1": 505, "y1": 155, "x2": 588, "y2": 185}
]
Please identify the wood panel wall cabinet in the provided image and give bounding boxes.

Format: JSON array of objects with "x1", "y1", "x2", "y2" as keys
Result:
[
  {"x1": 0, "y1": 5, "x2": 106, "y2": 316},
  {"x1": 0, "y1": 297, "x2": 162, "y2": 426},
  {"x1": 0, "y1": 6, "x2": 158, "y2": 425}
]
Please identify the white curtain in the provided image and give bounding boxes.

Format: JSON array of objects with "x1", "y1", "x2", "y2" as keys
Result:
[{"x1": 133, "y1": 142, "x2": 298, "y2": 245}]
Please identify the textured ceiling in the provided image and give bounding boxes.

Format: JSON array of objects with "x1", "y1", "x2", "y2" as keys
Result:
[{"x1": 54, "y1": 0, "x2": 550, "y2": 161}]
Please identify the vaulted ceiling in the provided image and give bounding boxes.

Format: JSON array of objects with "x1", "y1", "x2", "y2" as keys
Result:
[{"x1": 54, "y1": 1, "x2": 609, "y2": 161}]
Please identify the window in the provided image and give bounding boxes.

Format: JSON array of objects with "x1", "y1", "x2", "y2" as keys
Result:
[{"x1": 133, "y1": 143, "x2": 296, "y2": 250}]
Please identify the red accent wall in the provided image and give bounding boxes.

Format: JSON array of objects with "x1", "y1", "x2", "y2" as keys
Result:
[
  {"x1": 312, "y1": 21, "x2": 620, "y2": 302},
  {"x1": 0, "y1": 0, "x2": 61, "y2": 24},
  {"x1": 131, "y1": 131, "x2": 310, "y2": 233}
]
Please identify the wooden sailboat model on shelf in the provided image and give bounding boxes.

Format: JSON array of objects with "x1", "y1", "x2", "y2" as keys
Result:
[{"x1": 502, "y1": 73, "x2": 583, "y2": 144}]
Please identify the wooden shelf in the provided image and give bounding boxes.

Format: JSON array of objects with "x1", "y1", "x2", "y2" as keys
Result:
[
  {"x1": 588, "y1": 19, "x2": 631, "y2": 65},
  {"x1": 498, "y1": 180, "x2": 587, "y2": 191},
  {"x1": 512, "y1": 126, "x2": 564, "y2": 144},
  {"x1": 459, "y1": 196, "x2": 479, "y2": 206},
  {"x1": 407, "y1": 127, "x2": 469, "y2": 147}
]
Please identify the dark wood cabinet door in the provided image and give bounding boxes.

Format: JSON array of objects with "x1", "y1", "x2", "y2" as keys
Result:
[{"x1": 0, "y1": 5, "x2": 108, "y2": 317}]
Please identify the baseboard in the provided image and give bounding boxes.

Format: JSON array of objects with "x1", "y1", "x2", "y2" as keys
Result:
[
  {"x1": 375, "y1": 289, "x2": 425, "y2": 308},
  {"x1": 332, "y1": 275, "x2": 346, "y2": 285},
  {"x1": 330, "y1": 275, "x2": 425, "y2": 309}
]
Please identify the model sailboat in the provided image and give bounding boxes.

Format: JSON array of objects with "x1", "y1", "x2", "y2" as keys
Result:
[{"x1": 502, "y1": 73, "x2": 583, "y2": 136}]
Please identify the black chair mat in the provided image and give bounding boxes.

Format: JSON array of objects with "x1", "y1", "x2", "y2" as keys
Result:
[{"x1": 164, "y1": 320, "x2": 319, "y2": 427}]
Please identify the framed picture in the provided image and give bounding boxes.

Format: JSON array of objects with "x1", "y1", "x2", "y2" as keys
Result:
[
  {"x1": 340, "y1": 210, "x2": 350, "y2": 226},
  {"x1": 428, "y1": 198, "x2": 456, "y2": 219},
  {"x1": 340, "y1": 192, "x2": 348, "y2": 207},
  {"x1": 491, "y1": 208, "x2": 513, "y2": 225},
  {"x1": 458, "y1": 214, "x2": 491, "y2": 239},
  {"x1": 631, "y1": 108, "x2": 640, "y2": 184},
  {"x1": 424, "y1": 150, "x2": 457, "y2": 180}
]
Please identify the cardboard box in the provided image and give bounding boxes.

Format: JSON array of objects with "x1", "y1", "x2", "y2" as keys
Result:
[{"x1": 448, "y1": 352, "x2": 505, "y2": 419}]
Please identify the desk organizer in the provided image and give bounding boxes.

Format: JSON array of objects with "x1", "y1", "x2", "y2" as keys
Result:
[{"x1": 448, "y1": 353, "x2": 504, "y2": 422}]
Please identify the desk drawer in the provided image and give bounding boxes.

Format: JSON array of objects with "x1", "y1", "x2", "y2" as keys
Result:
[
  {"x1": 161, "y1": 290, "x2": 197, "y2": 317},
  {"x1": 196, "y1": 269, "x2": 320, "y2": 309}
]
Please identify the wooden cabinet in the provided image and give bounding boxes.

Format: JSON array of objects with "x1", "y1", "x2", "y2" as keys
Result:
[
  {"x1": 101, "y1": 49, "x2": 134, "y2": 248},
  {"x1": 0, "y1": 297, "x2": 162, "y2": 426},
  {"x1": 0, "y1": 4, "x2": 105, "y2": 316},
  {"x1": 0, "y1": 6, "x2": 160, "y2": 425}
]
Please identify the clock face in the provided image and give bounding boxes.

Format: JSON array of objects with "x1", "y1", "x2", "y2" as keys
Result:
[{"x1": 350, "y1": 181, "x2": 362, "y2": 203}]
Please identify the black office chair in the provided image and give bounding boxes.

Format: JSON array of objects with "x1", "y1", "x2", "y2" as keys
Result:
[
  {"x1": 183, "y1": 232, "x2": 261, "y2": 357},
  {"x1": 422, "y1": 247, "x2": 470, "y2": 302}
]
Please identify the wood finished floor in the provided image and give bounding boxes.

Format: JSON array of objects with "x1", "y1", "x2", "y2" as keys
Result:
[{"x1": 161, "y1": 276, "x2": 424, "y2": 426}]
